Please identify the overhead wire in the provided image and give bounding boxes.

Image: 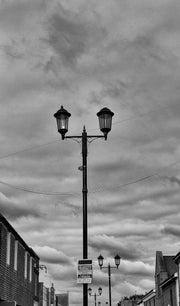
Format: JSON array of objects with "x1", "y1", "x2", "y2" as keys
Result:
[{"x1": 0, "y1": 157, "x2": 180, "y2": 196}]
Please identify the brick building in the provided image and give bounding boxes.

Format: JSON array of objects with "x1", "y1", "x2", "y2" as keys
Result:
[{"x1": 0, "y1": 213, "x2": 40, "y2": 306}]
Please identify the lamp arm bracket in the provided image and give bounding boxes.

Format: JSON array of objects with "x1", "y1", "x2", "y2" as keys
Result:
[
  {"x1": 64, "y1": 134, "x2": 104, "y2": 144},
  {"x1": 87, "y1": 136, "x2": 105, "y2": 144},
  {"x1": 64, "y1": 136, "x2": 82, "y2": 144}
]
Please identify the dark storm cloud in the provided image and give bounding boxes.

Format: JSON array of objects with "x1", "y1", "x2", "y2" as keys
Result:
[{"x1": 45, "y1": 12, "x2": 87, "y2": 66}]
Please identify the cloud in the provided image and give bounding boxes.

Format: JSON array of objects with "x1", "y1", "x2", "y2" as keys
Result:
[
  {"x1": 45, "y1": 12, "x2": 87, "y2": 66},
  {"x1": 0, "y1": 192, "x2": 40, "y2": 219},
  {"x1": 1, "y1": 0, "x2": 180, "y2": 305},
  {"x1": 165, "y1": 176, "x2": 180, "y2": 187},
  {"x1": 0, "y1": 0, "x2": 46, "y2": 33},
  {"x1": 120, "y1": 260, "x2": 154, "y2": 277},
  {"x1": 89, "y1": 235, "x2": 143, "y2": 260},
  {"x1": 33, "y1": 245, "x2": 71, "y2": 265},
  {"x1": 161, "y1": 225, "x2": 180, "y2": 237}
]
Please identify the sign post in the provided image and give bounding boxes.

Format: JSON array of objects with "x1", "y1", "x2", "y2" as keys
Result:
[{"x1": 77, "y1": 259, "x2": 93, "y2": 284}]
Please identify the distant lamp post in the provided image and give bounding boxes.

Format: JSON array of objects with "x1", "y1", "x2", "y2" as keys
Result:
[
  {"x1": 54, "y1": 106, "x2": 114, "y2": 306},
  {"x1": 98, "y1": 255, "x2": 121, "y2": 306},
  {"x1": 88, "y1": 287, "x2": 102, "y2": 306}
]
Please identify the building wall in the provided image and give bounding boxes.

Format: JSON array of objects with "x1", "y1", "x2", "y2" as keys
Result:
[
  {"x1": 144, "y1": 297, "x2": 155, "y2": 306},
  {"x1": 0, "y1": 220, "x2": 39, "y2": 306},
  {"x1": 39, "y1": 283, "x2": 50, "y2": 306},
  {"x1": 161, "y1": 282, "x2": 177, "y2": 306},
  {"x1": 120, "y1": 301, "x2": 133, "y2": 306},
  {"x1": 56, "y1": 293, "x2": 69, "y2": 306}
]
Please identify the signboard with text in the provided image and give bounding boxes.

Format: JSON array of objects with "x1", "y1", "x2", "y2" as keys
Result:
[{"x1": 77, "y1": 259, "x2": 93, "y2": 284}]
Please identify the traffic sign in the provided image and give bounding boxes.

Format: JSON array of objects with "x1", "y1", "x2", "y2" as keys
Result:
[{"x1": 77, "y1": 259, "x2": 93, "y2": 284}]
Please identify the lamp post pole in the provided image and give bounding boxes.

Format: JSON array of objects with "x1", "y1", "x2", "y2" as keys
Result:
[
  {"x1": 98, "y1": 255, "x2": 121, "y2": 306},
  {"x1": 54, "y1": 106, "x2": 114, "y2": 306},
  {"x1": 108, "y1": 264, "x2": 112, "y2": 306},
  {"x1": 82, "y1": 127, "x2": 88, "y2": 306},
  {"x1": 94, "y1": 293, "x2": 97, "y2": 306}
]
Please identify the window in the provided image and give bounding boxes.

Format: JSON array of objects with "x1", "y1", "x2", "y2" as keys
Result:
[
  {"x1": 24, "y1": 251, "x2": 28, "y2": 278},
  {"x1": 14, "y1": 240, "x2": 18, "y2": 270},
  {"x1": 29, "y1": 256, "x2": 32, "y2": 282},
  {"x1": 6, "y1": 232, "x2": 11, "y2": 265}
]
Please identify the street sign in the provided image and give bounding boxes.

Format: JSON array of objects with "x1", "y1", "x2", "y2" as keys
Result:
[{"x1": 77, "y1": 259, "x2": 93, "y2": 284}]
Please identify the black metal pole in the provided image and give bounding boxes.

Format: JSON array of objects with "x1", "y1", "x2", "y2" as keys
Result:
[
  {"x1": 108, "y1": 264, "x2": 112, "y2": 306},
  {"x1": 82, "y1": 126, "x2": 88, "y2": 306},
  {"x1": 94, "y1": 293, "x2": 97, "y2": 306}
]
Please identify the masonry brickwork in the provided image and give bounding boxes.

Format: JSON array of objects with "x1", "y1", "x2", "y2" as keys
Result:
[{"x1": 0, "y1": 213, "x2": 39, "y2": 306}]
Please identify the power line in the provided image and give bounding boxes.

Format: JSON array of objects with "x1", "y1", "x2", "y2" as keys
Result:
[
  {"x1": 0, "y1": 139, "x2": 59, "y2": 160},
  {"x1": 0, "y1": 158, "x2": 180, "y2": 196},
  {"x1": 0, "y1": 180, "x2": 80, "y2": 196}
]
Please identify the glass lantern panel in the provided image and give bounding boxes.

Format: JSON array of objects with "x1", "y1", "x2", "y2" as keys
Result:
[
  {"x1": 99, "y1": 115, "x2": 112, "y2": 131},
  {"x1": 98, "y1": 255, "x2": 104, "y2": 267},
  {"x1": 98, "y1": 287, "x2": 102, "y2": 295},
  {"x1": 57, "y1": 115, "x2": 68, "y2": 131},
  {"x1": 114, "y1": 255, "x2": 120, "y2": 266}
]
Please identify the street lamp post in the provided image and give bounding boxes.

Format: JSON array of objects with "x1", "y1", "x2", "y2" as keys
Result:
[
  {"x1": 54, "y1": 106, "x2": 114, "y2": 306},
  {"x1": 98, "y1": 255, "x2": 121, "y2": 306},
  {"x1": 88, "y1": 287, "x2": 102, "y2": 306}
]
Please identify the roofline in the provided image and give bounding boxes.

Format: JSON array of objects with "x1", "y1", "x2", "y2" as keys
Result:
[
  {"x1": 0, "y1": 213, "x2": 39, "y2": 259},
  {"x1": 142, "y1": 289, "x2": 156, "y2": 300},
  {"x1": 160, "y1": 273, "x2": 177, "y2": 288},
  {"x1": 174, "y1": 252, "x2": 180, "y2": 264}
]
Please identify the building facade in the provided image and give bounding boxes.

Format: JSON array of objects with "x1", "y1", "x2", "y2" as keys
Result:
[
  {"x1": 139, "y1": 289, "x2": 156, "y2": 306},
  {"x1": 154, "y1": 250, "x2": 179, "y2": 306},
  {"x1": 38, "y1": 283, "x2": 57, "y2": 306},
  {"x1": 39, "y1": 283, "x2": 50, "y2": 306},
  {"x1": 56, "y1": 293, "x2": 69, "y2": 306},
  {"x1": 0, "y1": 213, "x2": 40, "y2": 306}
]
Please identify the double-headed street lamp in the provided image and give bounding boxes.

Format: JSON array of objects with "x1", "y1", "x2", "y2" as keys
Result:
[
  {"x1": 54, "y1": 106, "x2": 114, "y2": 306},
  {"x1": 88, "y1": 287, "x2": 102, "y2": 306},
  {"x1": 98, "y1": 254, "x2": 121, "y2": 306}
]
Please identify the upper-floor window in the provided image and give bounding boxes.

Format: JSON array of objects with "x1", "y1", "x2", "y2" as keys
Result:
[
  {"x1": 14, "y1": 240, "x2": 18, "y2": 270},
  {"x1": 6, "y1": 232, "x2": 11, "y2": 265},
  {"x1": 24, "y1": 251, "x2": 28, "y2": 279}
]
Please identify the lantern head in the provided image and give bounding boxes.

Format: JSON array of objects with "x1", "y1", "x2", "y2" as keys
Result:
[
  {"x1": 97, "y1": 107, "x2": 114, "y2": 140},
  {"x1": 54, "y1": 105, "x2": 71, "y2": 139}
]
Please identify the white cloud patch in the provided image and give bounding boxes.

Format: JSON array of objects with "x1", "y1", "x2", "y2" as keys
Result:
[{"x1": 33, "y1": 245, "x2": 71, "y2": 265}]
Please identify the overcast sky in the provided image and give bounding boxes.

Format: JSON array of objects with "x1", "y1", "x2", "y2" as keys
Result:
[{"x1": 1, "y1": 0, "x2": 180, "y2": 305}]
